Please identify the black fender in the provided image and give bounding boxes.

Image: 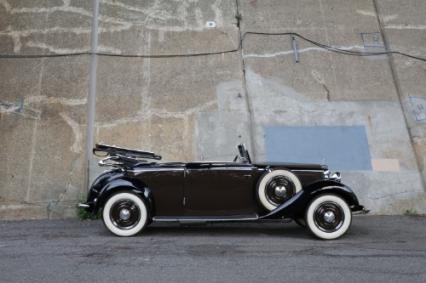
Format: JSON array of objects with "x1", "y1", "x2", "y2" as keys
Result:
[
  {"x1": 89, "y1": 177, "x2": 154, "y2": 216},
  {"x1": 260, "y1": 180, "x2": 360, "y2": 219}
]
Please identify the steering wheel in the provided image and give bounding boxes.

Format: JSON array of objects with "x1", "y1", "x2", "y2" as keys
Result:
[{"x1": 237, "y1": 144, "x2": 252, "y2": 164}]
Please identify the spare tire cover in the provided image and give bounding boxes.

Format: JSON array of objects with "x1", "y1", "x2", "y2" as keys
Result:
[{"x1": 257, "y1": 170, "x2": 302, "y2": 211}]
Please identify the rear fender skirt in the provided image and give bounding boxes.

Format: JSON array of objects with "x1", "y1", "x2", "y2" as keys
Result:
[
  {"x1": 260, "y1": 180, "x2": 359, "y2": 219},
  {"x1": 92, "y1": 178, "x2": 153, "y2": 214}
]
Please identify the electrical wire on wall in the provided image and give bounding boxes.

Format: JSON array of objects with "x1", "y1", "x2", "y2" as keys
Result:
[
  {"x1": 243, "y1": 32, "x2": 426, "y2": 61},
  {"x1": 0, "y1": 31, "x2": 425, "y2": 62}
]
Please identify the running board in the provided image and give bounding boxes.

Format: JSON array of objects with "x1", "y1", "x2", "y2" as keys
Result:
[{"x1": 153, "y1": 215, "x2": 259, "y2": 223}]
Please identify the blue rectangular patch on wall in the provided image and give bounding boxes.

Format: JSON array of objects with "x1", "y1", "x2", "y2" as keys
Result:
[{"x1": 265, "y1": 126, "x2": 372, "y2": 170}]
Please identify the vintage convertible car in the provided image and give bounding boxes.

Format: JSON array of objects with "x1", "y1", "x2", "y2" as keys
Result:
[{"x1": 79, "y1": 143, "x2": 367, "y2": 239}]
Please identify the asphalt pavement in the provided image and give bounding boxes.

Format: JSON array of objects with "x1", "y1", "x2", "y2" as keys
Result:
[{"x1": 0, "y1": 216, "x2": 425, "y2": 283}]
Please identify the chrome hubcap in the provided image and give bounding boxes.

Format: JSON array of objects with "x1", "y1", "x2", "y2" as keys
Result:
[
  {"x1": 119, "y1": 208, "x2": 131, "y2": 220},
  {"x1": 323, "y1": 211, "x2": 335, "y2": 223},
  {"x1": 265, "y1": 176, "x2": 296, "y2": 206},
  {"x1": 110, "y1": 199, "x2": 141, "y2": 230},
  {"x1": 314, "y1": 201, "x2": 345, "y2": 233},
  {"x1": 274, "y1": 186, "x2": 287, "y2": 197}
]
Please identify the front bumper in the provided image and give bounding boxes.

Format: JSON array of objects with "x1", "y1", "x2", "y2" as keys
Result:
[{"x1": 351, "y1": 205, "x2": 370, "y2": 215}]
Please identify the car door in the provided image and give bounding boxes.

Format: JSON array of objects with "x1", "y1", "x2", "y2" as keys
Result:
[
  {"x1": 184, "y1": 162, "x2": 256, "y2": 216},
  {"x1": 134, "y1": 165, "x2": 185, "y2": 216}
]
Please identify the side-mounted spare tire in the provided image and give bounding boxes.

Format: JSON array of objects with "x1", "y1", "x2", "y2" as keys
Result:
[{"x1": 257, "y1": 170, "x2": 302, "y2": 211}]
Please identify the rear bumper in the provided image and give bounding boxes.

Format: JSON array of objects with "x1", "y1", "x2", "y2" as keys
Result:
[
  {"x1": 77, "y1": 203, "x2": 90, "y2": 209},
  {"x1": 351, "y1": 205, "x2": 370, "y2": 215}
]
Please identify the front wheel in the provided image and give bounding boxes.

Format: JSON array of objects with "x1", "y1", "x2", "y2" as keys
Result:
[
  {"x1": 102, "y1": 192, "x2": 148, "y2": 237},
  {"x1": 305, "y1": 194, "x2": 352, "y2": 240}
]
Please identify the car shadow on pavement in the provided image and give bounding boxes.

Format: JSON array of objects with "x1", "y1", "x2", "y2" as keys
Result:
[
  {"x1": 91, "y1": 217, "x2": 370, "y2": 240},
  {"x1": 138, "y1": 222, "x2": 313, "y2": 239}
]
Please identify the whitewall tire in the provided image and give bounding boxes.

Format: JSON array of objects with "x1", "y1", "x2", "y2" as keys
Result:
[
  {"x1": 257, "y1": 170, "x2": 302, "y2": 211},
  {"x1": 305, "y1": 194, "x2": 352, "y2": 240},
  {"x1": 102, "y1": 192, "x2": 148, "y2": 237}
]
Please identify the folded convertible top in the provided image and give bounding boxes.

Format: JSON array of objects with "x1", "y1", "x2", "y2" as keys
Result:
[{"x1": 93, "y1": 143, "x2": 162, "y2": 160}]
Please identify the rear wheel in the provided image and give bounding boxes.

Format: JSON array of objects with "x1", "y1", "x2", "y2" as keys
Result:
[
  {"x1": 305, "y1": 194, "x2": 352, "y2": 240},
  {"x1": 102, "y1": 192, "x2": 148, "y2": 237}
]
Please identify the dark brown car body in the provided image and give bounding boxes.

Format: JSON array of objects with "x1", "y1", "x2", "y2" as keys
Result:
[{"x1": 83, "y1": 144, "x2": 365, "y2": 223}]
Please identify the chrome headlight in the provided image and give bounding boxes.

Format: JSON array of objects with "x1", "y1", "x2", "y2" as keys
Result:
[
  {"x1": 323, "y1": 170, "x2": 330, "y2": 179},
  {"x1": 323, "y1": 170, "x2": 341, "y2": 181},
  {"x1": 331, "y1": 172, "x2": 341, "y2": 180}
]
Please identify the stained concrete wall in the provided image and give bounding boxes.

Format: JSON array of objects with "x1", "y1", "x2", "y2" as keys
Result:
[
  {"x1": 0, "y1": 0, "x2": 425, "y2": 219},
  {"x1": 376, "y1": 0, "x2": 426, "y2": 207}
]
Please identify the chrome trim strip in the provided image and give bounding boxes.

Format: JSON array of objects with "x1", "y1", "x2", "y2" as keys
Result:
[
  {"x1": 128, "y1": 168, "x2": 185, "y2": 173},
  {"x1": 129, "y1": 167, "x2": 253, "y2": 173},
  {"x1": 291, "y1": 169, "x2": 325, "y2": 173},
  {"x1": 202, "y1": 167, "x2": 253, "y2": 171},
  {"x1": 153, "y1": 216, "x2": 259, "y2": 222}
]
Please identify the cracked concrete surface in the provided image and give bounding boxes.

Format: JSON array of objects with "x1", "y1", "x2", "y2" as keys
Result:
[{"x1": 1, "y1": 0, "x2": 426, "y2": 219}]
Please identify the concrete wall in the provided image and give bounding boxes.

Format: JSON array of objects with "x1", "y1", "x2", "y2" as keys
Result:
[{"x1": 0, "y1": 0, "x2": 425, "y2": 219}]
